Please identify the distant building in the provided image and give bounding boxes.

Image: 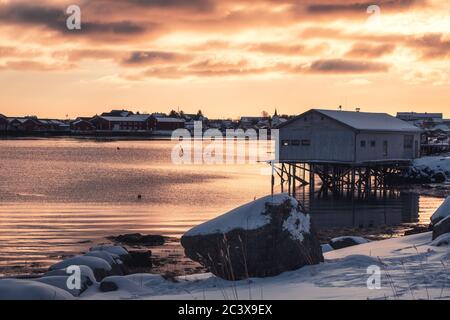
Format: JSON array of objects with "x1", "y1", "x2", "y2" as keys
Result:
[
  {"x1": 397, "y1": 112, "x2": 443, "y2": 129},
  {"x1": 7, "y1": 117, "x2": 45, "y2": 132},
  {"x1": 101, "y1": 109, "x2": 134, "y2": 117},
  {"x1": 0, "y1": 114, "x2": 8, "y2": 131},
  {"x1": 278, "y1": 109, "x2": 422, "y2": 164},
  {"x1": 150, "y1": 116, "x2": 185, "y2": 132},
  {"x1": 90, "y1": 114, "x2": 152, "y2": 131},
  {"x1": 70, "y1": 119, "x2": 96, "y2": 132},
  {"x1": 38, "y1": 119, "x2": 70, "y2": 132}
]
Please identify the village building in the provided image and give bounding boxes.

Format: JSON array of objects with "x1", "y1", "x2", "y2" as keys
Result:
[
  {"x1": 70, "y1": 119, "x2": 96, "y2": 132},
  {"x1": 278, "y1": 109, "x2": 422, "y2": 164},
  {"x1": 90, "y1": 114, "x2": 153, "y2": 131},
  {"x1": 150, "y1": 116, "x2": 185, "y2": 132},
  {"x1": 0, "y1": 114, "x2": 8, "y2": 132},
  {"x1": 7, "y1": 117, "x2": 46, "y2": 132}
]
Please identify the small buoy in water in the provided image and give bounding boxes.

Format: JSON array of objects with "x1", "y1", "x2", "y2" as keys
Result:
[{"x1": 137, "y1": 194, "x2": 142, "y2": 200}]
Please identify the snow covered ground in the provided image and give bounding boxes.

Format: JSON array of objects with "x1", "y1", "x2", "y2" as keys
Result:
[
  {"x1": 78, "y1": 232, "x2": 450, "y2": 300},
  {"x1": 410, "y1": 153, "x2": 450, "y2": 181}
]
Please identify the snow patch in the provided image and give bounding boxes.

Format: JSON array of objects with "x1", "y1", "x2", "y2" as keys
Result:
[
  {"x1": 185, "y1": 193, "x2": 296, "y2": 236},
  {"x1": 282, "y1": 206, "x2": 310, "y2": 241},
  {"x1": 89, "y1": 245, "x2": 129, "y2": 258},
  {"x1": 49, "y1": 256, "x2": 112, "y2": 272},
  {"x1": 430, "y1": 233, "x2": 450, "y2": 247},
  {"x1": 0, "y1": 279, "x2": 74, "y2": 300}
]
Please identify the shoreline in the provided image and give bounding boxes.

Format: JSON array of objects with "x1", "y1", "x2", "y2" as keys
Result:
[{"x1": 0, "y1": 222, "x2": 432, "y2": 280}]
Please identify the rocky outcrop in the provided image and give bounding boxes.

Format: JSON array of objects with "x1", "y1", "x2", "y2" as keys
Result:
[
  {"x1": 181, "y1": 194, "x2": 323, "y2": 281},
  {"x1": 108, "y1": 233, "x2": 165, "y2": 246}
]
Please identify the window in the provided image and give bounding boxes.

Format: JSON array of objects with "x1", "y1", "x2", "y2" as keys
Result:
[
  {"x1": 291, "y1": 140, "x2": 300, "y2": 146},
  {"x1": 360, "y1": 140, "x2": 366, "y2": 147},
  {"x1": 281, "y1": 140, "x2": 290, "y2": 146},
  {"x1": 404, "y1": 135, "x2": 413, "y2": 149},
  {"x1": 301, "y1": 139, "x2": 311, "y2": 146},
  {"x1": 370, "y1": 140, "x2": 376, "y2": 147}
]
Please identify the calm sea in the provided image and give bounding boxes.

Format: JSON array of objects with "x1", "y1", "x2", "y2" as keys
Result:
[{"x1": 0, "y1": 138, "x2": 444, "y2": 275}]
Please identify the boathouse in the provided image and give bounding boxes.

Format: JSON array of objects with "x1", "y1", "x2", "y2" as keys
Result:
[
  {"x1": 273, "y1": 109, "x2": 423, "y2": 199},
  {"x1": 277, "y1": 109, "x2": 422, "y2": 164}
]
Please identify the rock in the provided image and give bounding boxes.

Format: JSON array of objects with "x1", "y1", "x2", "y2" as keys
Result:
[
  {"x1": 44, "y1": 265, "x2": 97, "y2": 286},
  {"x1": 329, "y1": 236, "x2": 370, "y2": 250},
  {"x1": 49, "y1": 256, "x2": 112, "y2": 281},
  {"x1": 99, "y1": 276, "x2": 146, "y2": 293},
  {"x1": 0, "y1": 279, "x2": 74, "y2": 300},
  {"x1": 181, "y1": 194, "x2": 323, "y2": 281},
  {"x1": 404, "y1": 225, "x2": 432, "y2": 236},
  {"x1": 99, "y1": 280, "x2": 119, "y2": 292},
  {"x1": 430, "y1": 197, "x2": 450, "y2": 225},
  {"x1": 90, "y1": 245, "x2": 129, "y2": 259},
  {"x1": 432, "y1": 172, "x2": 446, "y2": 183},
  {"x1": 111, "y1": 233, "x2": 165, "y2": 246},
  {"x1": 34, "y1": 276, "x2": 88, "y2": 297},
  {"x1": 122, "y1": 250, "x2": 152, "y2": 268},
  {"x1": 84, "y1": 251, "x2": 124, "y2": 275},
  {"x1": 432, "y1": 216, "x2": 450, "y2": 240},
  {"x1": 321, "y1": 244, "x2": 334, "y2": 253}
]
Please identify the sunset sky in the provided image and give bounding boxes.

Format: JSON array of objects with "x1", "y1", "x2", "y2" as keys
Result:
[{"x1": 0, "y1": 0, "x2": 449, "y2": 119}]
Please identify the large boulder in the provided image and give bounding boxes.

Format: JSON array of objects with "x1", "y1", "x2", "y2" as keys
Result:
[
  {"x1": 432, "y1": 215, "x2": 450, "y2": 240},
  {"x1": 0, "y1": 279, "x2": 74, "y2": 300},
  {"x1": 430, "y1": 196, "x2": 450, "y2": 225},
  {"x1": 181, "y1": 194, "x2": 323, "y2": 280},
  {"x1": 329, "y1": 236, "x2": 370, "y2": 250}
]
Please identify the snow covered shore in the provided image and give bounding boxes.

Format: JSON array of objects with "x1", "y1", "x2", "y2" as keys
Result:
[
  {"x1": 3, "y1": 231, "x2": 449, "y2": 300},
  {"x1": 77, "y1": 232, "x2": 449, "y2": 300},
  {"x1": 403, "y1": 153, "x2": 450, "y2": 182}
]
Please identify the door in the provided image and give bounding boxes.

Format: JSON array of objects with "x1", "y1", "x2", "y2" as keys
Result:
[
  {"x1": 403, "y1": 135, "x2": 414, "y2": 159},
  {"x1": 383, "y1": 140, "x2": 388, "y2": 158}
]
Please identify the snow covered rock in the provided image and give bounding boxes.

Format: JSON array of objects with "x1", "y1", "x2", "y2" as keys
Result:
[
  {"x1": 0, "y1": 279, "x2": 74, "y2": 300},
  {"x1": 329, "y1": 236, "x2": 370, "y2": 250},
  {"x1": 84, "y1": 251, "x2": 124, "y2": 275},
  {"x1": 321, "y1": 244, "x2": 334, "y2": 253},
  {"x1": 90, "y1": 245, "x2": 129, "y2": 259},
  {"x1": 432, "y1": 215, "x2": 450, "y2": 240},
  {"x1": 430, "y1": 233, "x2": 450, "y2": 246},
  {"x1": 49, "y1": 256, "x2": 113, "y2": 281},
  {"x1": 402, "y1": 153, "x2": 450, "y2": 183},
  {"x1": 430, "y1": 196, "x2": 450, "y2": 225},
  {"x1": 44, "y1": 265, "x2": 97, "y2": 286},
  {"x1": 34, "y1": 276, "x2": 88, "y2": 297},
  {"x1": 181, "y1": 194, "x2": 323, "y2": 280}
]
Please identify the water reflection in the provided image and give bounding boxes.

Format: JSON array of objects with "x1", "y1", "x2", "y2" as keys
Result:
[{"x1": 296, "y1": 188, "x2": 441, "y2": 229}]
